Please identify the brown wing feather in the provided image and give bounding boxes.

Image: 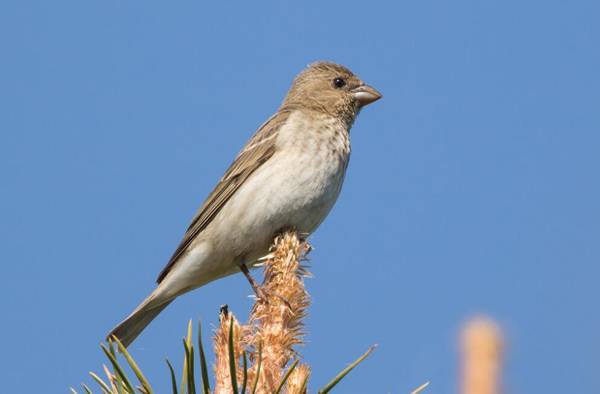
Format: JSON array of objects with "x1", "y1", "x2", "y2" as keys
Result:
[{"x1": 156, "y1": 109, "x2": 291, "y2": 283}]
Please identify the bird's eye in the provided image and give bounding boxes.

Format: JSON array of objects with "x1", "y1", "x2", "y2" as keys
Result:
[{"x1": 333, "y1": 77, "x2": 346, "y2": 89}]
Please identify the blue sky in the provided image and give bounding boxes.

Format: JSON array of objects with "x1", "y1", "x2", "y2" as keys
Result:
[{"x1": 1, "y1": 0, "x2": 599, "y2": 392}]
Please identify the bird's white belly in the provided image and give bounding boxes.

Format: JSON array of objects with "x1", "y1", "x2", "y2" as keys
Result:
[{"x1": 209, "y1": 148, "x2": 347, "y2": 261}]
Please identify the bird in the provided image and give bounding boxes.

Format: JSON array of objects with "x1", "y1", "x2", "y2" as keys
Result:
[{"x1": 108, "y1": 61, "x2": 382, "y2": 347}]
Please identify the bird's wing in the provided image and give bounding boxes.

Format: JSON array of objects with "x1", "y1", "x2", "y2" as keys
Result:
[{"x1": 156, "y1": 109, "x2": 291, "y2": 283}]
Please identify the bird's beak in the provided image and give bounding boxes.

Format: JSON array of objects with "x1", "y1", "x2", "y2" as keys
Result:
[{"x1": 352, "y1": 84, "x2": 382, "y2": 107}]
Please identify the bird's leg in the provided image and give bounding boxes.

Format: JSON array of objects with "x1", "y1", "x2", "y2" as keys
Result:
[
  {"x1": 239, "y1": 263, "x2": 266, "y2": 300},
  {"x1": 296, "y1": 232, "x2": 313, "y2": 256},
  {"x1": 239, "y1": 262, "x2": 292, "y2": 309}
]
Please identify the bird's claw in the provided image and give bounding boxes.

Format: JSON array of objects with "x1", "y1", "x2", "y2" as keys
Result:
[{"x1": 254, "y1": 287, "x2": 292, "y2": 310}]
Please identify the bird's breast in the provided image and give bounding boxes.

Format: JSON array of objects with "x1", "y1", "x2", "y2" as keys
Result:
[
  {"x1": 269, "y1": 110, "x2": 351, "y2": 231},
  {"x1": 206, "y1": 111, "x2": 350, "y2": 260}
]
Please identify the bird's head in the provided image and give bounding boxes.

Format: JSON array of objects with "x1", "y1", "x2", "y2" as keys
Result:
[{"x1": 282, "y1": 62, "x2": 382, "y2": 125}]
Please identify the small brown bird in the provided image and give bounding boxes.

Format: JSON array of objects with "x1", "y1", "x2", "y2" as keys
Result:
[{"x1": 109, "y1": 62, "x2": 382, "y2": 347}]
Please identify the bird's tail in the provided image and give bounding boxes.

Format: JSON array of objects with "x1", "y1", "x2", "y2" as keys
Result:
[{"x1": 107, "y1": 293, "x2": 173, "y2": 348}]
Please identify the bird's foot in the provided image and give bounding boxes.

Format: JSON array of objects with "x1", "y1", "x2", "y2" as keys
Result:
[
  {"x1": 239, "y1": 263, "x2": 292, "y2": 309},
  {"x1": 255, "y1": 288, "x2": 292, "y2": 310}
]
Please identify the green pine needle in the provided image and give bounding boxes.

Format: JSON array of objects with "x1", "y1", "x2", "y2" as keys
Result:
[
  {"x1": 89, "y1": 371, "x2": 111, "y2": 394},
  {"x1": 101, "y1": 343, "x2": 135, "y2": 393},
  {"x1": 228, "y1": 316, "x2": 239, "y2": 393},
  {"x1": 240, "y1": 351, "x2": 248, "y2": 394},
  {"x1": 275, "y1": 359, "x2": 299, "y2": 394},
  {"x1": 317, "y1": 345, "x2": 376, "y2": 394},
  {"x1": 197, "y1": 321, "x2": 211, "y2": 394},
  {"x1": 251, "y1": 343, "x2": 263, "y2": 394},
  {"x1": 166, "y1": 359, "x2": 179, "y2": 394},
  {"x1": 112, "y1": 336, "x2": 153, "y2": 394}
]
